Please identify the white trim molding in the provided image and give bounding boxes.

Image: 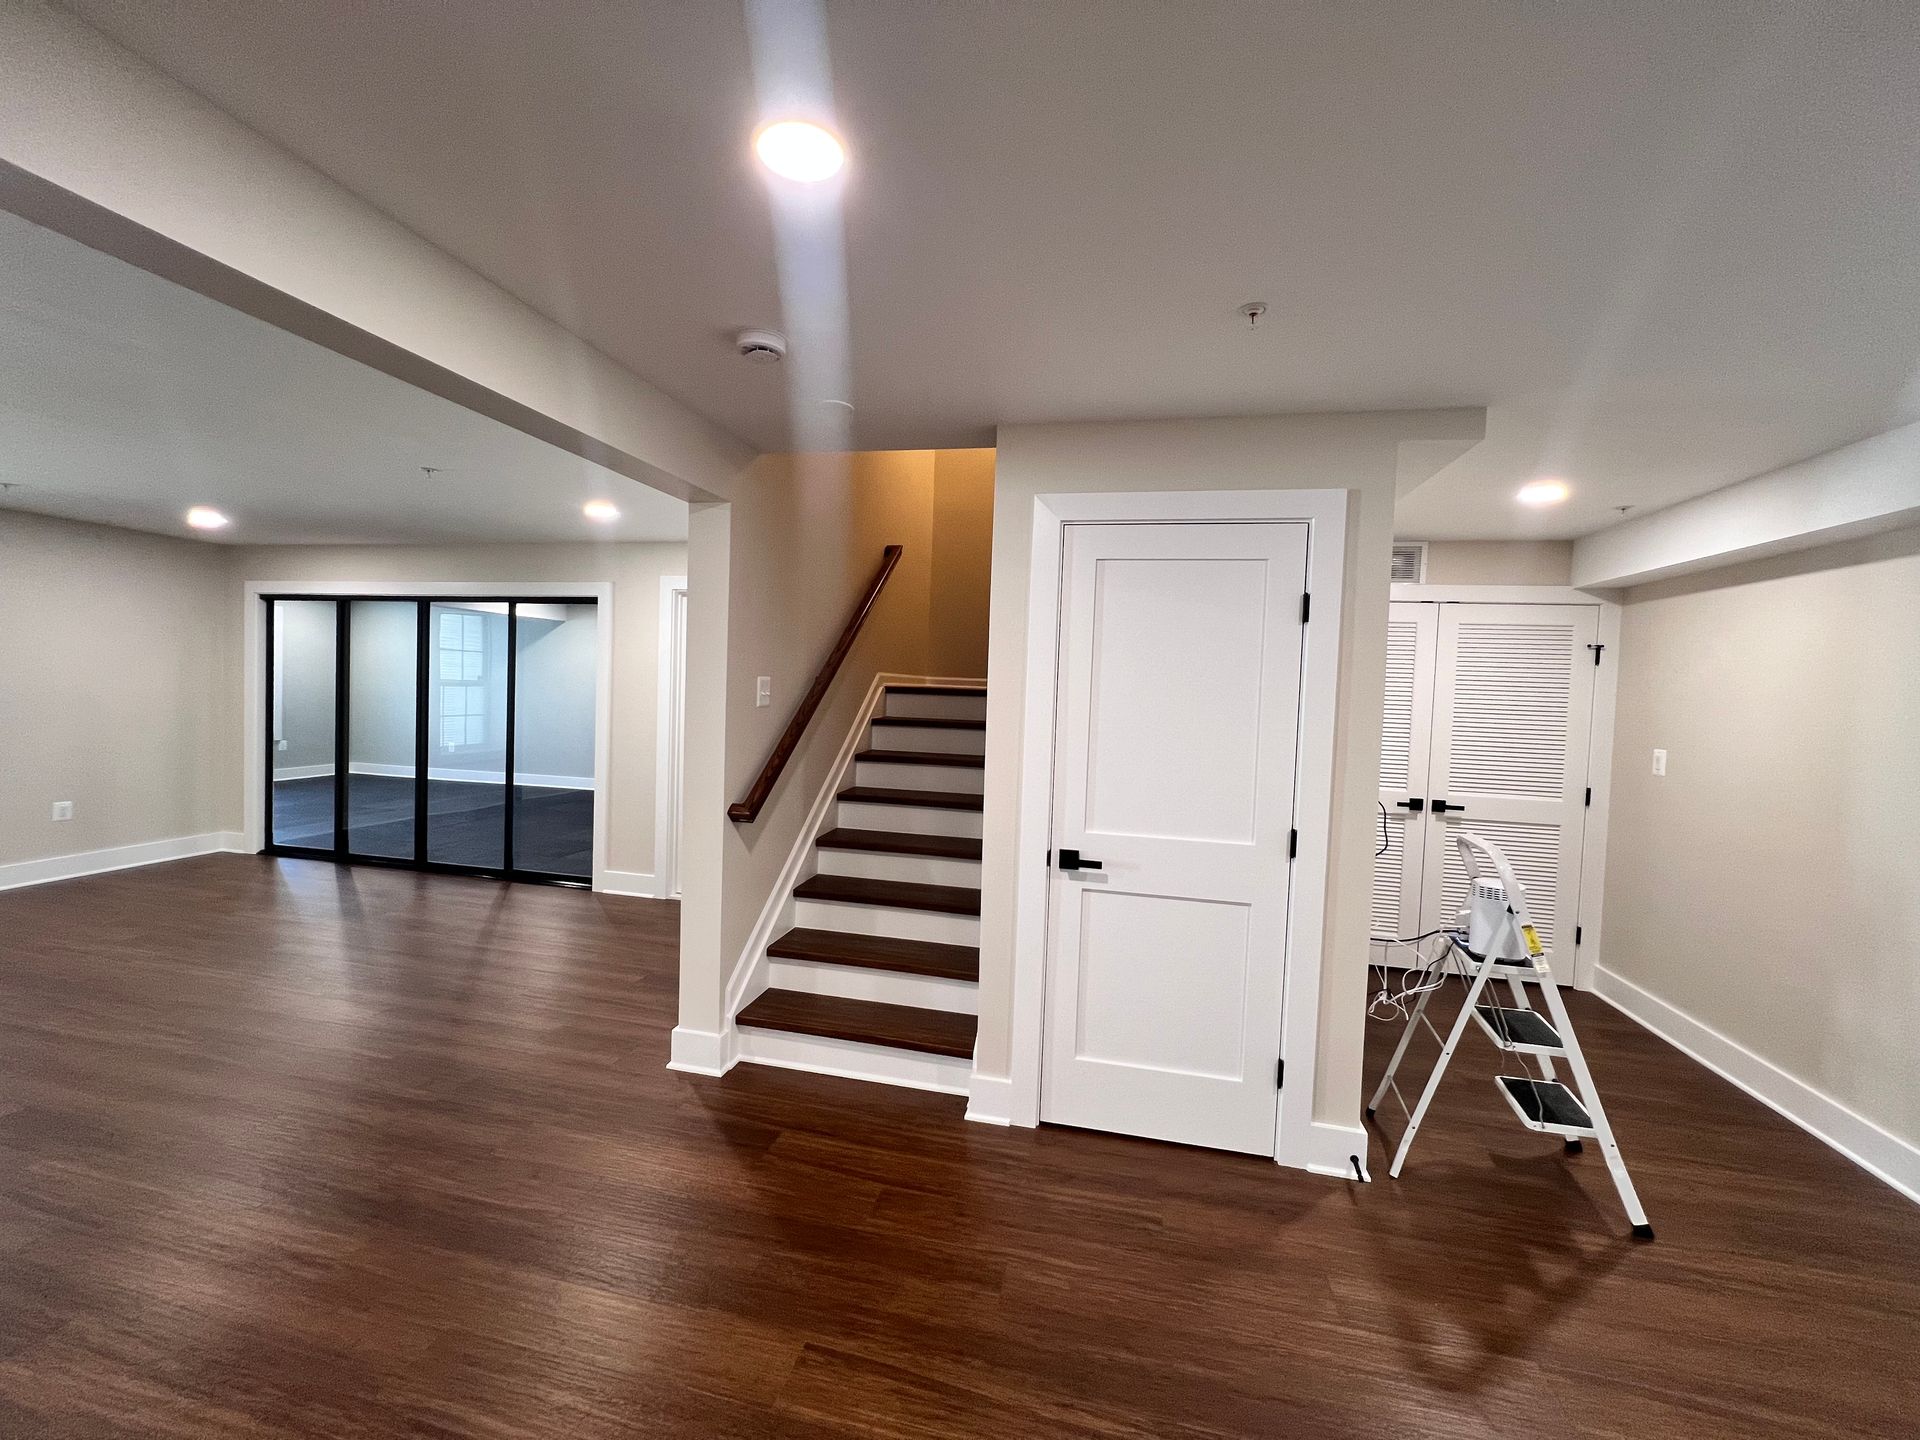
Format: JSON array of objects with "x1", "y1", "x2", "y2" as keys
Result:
[
  {"x1": 242, "y1": 580, "x2": 615, "y2": 890},
  {"x1": 1307, "y1": 1121, "x2": 1371, "y2": 1181},
  {"x1": 655, "y1": 575, "x2": 688, "y2": 901},
  {"x1": 1596, "y1": 966, "x2": 1920, "y2": 1205},
  {"x1": 1001, "y1": 488, "x2": 1349, "y2": 1175},
  {"x1": 0, "y1": 831, "x2": 247, "y2": 892},
  {"x1": 668, "y1": 1025, "x2": 737, "y2": 1077},
  {"x1": 965, "y1": 1072, "x2": 1015, "y2": 1127},
  {"x1": 599, "y1": 870, "x2": 660, "y2": 899}
]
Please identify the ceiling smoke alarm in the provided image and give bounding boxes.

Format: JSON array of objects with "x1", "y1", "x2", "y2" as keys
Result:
[{"x1": 736, "y1": 329, "x2": 788, "y2": 363}]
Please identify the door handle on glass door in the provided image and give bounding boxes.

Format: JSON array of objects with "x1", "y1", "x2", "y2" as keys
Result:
[{"x1": 1057, "y1": 849, "x2": 1103, "y2": 872}]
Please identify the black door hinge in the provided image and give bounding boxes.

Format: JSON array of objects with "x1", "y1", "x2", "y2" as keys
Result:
[
  {"x1": 1587, "y1": 642, "x2": 1605, "y2": 666},
  {"x1": 1584, "y1": 786, "x2": 1592, "y2": 807},
  {"x1": 1575, "y1": 925, "x2": 1583, "y2": 945},
  {"x1": 1288, "y1": 828, "x2": 1298, "y2": 860},
  {"x1": 1300, "y1": 593, "x2": 1311, "y2": 624},
  {"x1": 1276, "y1": 1058, "x2": 1285, "y2": 1089}
]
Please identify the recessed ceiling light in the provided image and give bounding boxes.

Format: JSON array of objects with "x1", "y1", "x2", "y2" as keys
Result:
[
  {"x1": 185, "y1": 506, "x2": 230, "y2": 530},
  {"x1": 1516, "y1": 478, "x2": 1571, "y2": 507},
  {"x1": 583, "y1": 500, "x2": 621, "y2": 522},
  {"x1": 753, "y1": 120, "x2": 846, "y2": 183}
]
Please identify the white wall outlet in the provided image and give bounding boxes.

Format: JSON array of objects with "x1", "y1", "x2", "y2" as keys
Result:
[
  {"x1": 1652, "y1": 748, "x2": 1667, "y2": 777},
  {"x1": 755, "y1": 676, "x2": 772, "y2": 708},
  {"x1": 51, "y1": 800, "x2": 74, "y2": 821},
  {"x1": 276, "y1": 738, "x2": 289, "y2": 751}
]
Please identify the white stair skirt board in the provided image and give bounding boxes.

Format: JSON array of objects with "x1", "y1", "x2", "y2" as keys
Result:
[
  {"x1": 0, "y1": 831, "x2": 248, "y2": 892},
  {"x1": 1308, "y1": 1122, "x2": 1372, "y2": 1181},
  {"x1": 813, "y1": 848, "x2": 981, "y2": 889},
  {"x1": 882, "y1": 692, "x2": 987, "y2": 722},
  {"x1": 835, "y1": 801, "x2": 982, "y2": 838},
  {"x1": 735, "y1": 1026, "x2": 972, "y2": 1097},
  {"x1": 867, "y1": 722, "x2": 986, "y2": 756},
  {"x1": 766, "y1": 957, "x2": 979, "y2": 1014},
  {"x1": 598, "y1": 871, "x2": 659, "y2": 898},
  {"x1": 790, "y1": 898, "x2": 979, "y2": 947},
  {"x1": 852, "y1": 759, "x2": 984, "y2": 794},
  {"x1": 667, "y1": 1025, "x2": 736, "y2": 1077},
  {"x1": 965, "y1": 1072, "x2": 1016, "y2": 1126},
  {"x1": 1596, "y1": 967, "x2": 1920, "y2": 1204}
]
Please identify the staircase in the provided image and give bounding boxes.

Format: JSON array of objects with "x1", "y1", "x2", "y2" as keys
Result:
[{"x1": 734, "y1": 683, "x2": 984, "y2": 1093}]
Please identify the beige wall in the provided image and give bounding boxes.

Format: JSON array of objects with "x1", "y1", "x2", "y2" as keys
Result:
[
  {"x1": 233, "y1": 540, "x2": 687, "y2": 881},
  {"x1": 1603, "y1": 525, "x2": 1920, "y2": 1148},
  {"x1": 0, "y1": 510, "x2": 236, "y2": 868},
  {"x1": 1419, "y1": 540, "x2": 1574, "y2": 585},
  {"x1": 979, "y1": 410, "x2": 1485, "y2": 1132},
  {"x1": 928, "y1": 449, "x2": 995, "y2": 677}
]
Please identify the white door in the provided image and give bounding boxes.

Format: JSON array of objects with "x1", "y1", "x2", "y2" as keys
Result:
[
  {"x1": 1417, "y1": 603, "x2": 1598, "y2": 959},
  {"x1": 1041, "y1": 521, "x2": 1308, "y2": 1155},
  {"x1": 1370, "y1": 601, "x2": 1437, "y2": 948}
]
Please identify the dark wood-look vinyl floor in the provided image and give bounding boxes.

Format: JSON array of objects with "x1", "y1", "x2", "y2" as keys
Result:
[{"x1": 0, "y1": 855, "x2": 1915, "y2": 1438}]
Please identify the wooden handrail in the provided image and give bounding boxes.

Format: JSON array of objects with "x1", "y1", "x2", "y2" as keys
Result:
[{"x1": 728, "y1": 545, "x2": 904, "y2": 823}]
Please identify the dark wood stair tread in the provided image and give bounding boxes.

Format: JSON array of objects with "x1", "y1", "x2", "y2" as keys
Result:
[
  {"x1": 737, "y1": 990, "x2": 976, "y2": 1058},
  {"x1": 768, "y1": 927, "x2": 979, "y2": 982},
  {"x1": 794, "y1": 874, "x2": 981, "y2": 916},
  {"x1": 855, "y1": 748, "x2": 985, "y2": 768},
  {"x1": 883, "y1": 684, "x2": 987, "y2": 697},
  {"x1": 815, "y1": 828, "x2": 982, "y2": 861},
  {"x1": 871, "y1": 716, "x2": 987, "y2": 731},
  {"x1": 840, "y1": 786, "x2": 984, "y2": 811}
]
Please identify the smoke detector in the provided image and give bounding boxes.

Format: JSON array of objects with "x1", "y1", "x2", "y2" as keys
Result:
[{"x1": 736, "y1": 329, "x2": 788, "y2": 363}]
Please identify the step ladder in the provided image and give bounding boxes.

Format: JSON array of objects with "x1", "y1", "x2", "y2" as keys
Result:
[{"x1": 1367, "y1": 831, "x2": 1654, "y2": 1240}]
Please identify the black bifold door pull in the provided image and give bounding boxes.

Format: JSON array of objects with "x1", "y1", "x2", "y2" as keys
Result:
[
  {"x1": 1057, "y1": 849, "x2": 1103, "y2": 871},
  {"x1": 1394, "y1": 798, "x2": 1426, "y2": 812},
  {"x1": 1430, "y1": 799, "x2": 1466, "y2": 814}
]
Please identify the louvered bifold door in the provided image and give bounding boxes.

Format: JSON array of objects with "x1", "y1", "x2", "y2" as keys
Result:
[
  {"x1": 1371, "y1": 602, "x2": 1436, "y2": 956},
  {"x1": 1419, "y1": 604, "x2": 1599, "y2": 970}
]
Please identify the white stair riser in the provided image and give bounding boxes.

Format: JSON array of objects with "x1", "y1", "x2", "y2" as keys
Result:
[
  {"x1": 793, "y1": 898, "x2": 979, "y2": 947},
  {"x1": 814, "y1": 848, "x2": 981, "y2": 888},
  {"x1": 734, "y1": 1026, "x2": 971, "y2": 1095},
  {"x1": 883, "y1": 692, "x2": 987, "y2": 722},
  {"x1": 837, "y1": 800, "x2": 982, "y2": 837},
  {"x1": 868, "y1": 722, "x2": 985, "y2": 756},
  {"x1": 855, "y1": 759, "x2": 985, "y2": 794},
  {"x1": 767, "y1": 959, "x2": 978, "y2": 1014}
]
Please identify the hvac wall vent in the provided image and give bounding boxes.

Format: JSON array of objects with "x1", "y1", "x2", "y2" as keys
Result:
[{"x1": 1390, "y1": 541, "x2": 1428, "y2": 583}]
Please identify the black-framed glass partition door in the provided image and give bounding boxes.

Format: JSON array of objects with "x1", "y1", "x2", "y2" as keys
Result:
[{"x1": 266, "y1": 596, "x2": 598, "y2": 885}]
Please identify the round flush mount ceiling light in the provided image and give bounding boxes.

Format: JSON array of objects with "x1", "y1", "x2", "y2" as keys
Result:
[
  {"x1": 1516, "y1": 478, "x2": 1571, "y2": 507},
  {"x1": 753, "y1": 119, "x2": 846, "y2": 182},
  {"x1": 583, "y1": 500, "x2": 621, "y2": 523},
  {"x1": 185, "y1": 505, "x2": 230, "y2": 530}
]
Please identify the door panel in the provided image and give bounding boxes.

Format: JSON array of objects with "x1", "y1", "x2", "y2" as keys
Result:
[
  {"x1": 1418, "y1": 604, "x2": 1598, "y2": 957},
  {"x1": 1371, "y1": 602, "x2": 1435, "y2": 948},
  {"x1": 1042, "y1": 522, "x2": 1307, "y2": 1155}
]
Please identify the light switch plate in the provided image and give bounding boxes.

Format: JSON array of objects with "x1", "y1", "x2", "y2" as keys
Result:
[
  {"x1": 755, "y1": 676, "x2": 772, "y2": 708},
  {"x1": 51, "y1": 800, "x2": 74, "y2": 821},
  {"x1": 1652, "y1": 748, "x2": 1667, "y2": 777}
]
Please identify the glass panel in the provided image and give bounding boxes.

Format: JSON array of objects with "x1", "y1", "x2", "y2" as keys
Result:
[
  {"x1": 269, "y1": 599, "x2": 337, "y2": 849},
  {"x1": 511, "y1": 601, "x2": 597, "y2": 879},
  {"x1": 426, "y1": 602, "x2": 509, "y2": 868},
  {"x1": 344, "y1": 600, "x2": 419, "y2": 859}
]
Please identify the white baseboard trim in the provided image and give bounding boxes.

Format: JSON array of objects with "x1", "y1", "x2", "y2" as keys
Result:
[
  {"x1": 0, "y1": 831, "x2": 248, "y2": 893},
  {"x1": 736, "y1": 1027, "x2": 971, "y2": 1096},
  {"x1": 965, "y1": 1071, "x2": 1015, "y2": 1126},
  {"x1": 1595, "y1": 965, "x2": 1920, "y2": 1205},
  {"x1": 1300, "y1": 1120, "x2": 1371, "y2": 1181},
  {"x1": 598, "y1": 870, "x2": 658, "y2": 898},
  {"x1": 331, "y1": 763, "x2": 594, "y2": 789},
  {"x1": 667, "y1": 1026, "x2": 737, "y2": 1077},
  {"x1": 271, "y1": 763, "x2": 334, "y2": 781}
]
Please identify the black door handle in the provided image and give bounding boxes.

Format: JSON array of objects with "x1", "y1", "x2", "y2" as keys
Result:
[
  {"x1": 1057, "y1": 848, "x2": 1103, "y2": 872},
  {"x1": 1394, "y1": 798, "x2": 1425, "y2": 812},
  {"x1": 1430, "y1": 799, "x2": 1466, "y2": 814}
]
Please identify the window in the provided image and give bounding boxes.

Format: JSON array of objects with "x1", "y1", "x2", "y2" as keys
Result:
[{"x1": 439, "y1": 610, "x2": 489, "y2": 749}]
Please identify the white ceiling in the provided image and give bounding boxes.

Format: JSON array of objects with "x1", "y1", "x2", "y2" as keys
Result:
[
  {"x1": 0, "y1": 209, "x2": 688, "y2": 545},
  {"x1": 43, "y1": 1, "x2": 1920, "y2": 539}
]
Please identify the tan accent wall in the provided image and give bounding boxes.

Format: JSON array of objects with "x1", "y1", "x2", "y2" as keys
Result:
[
  {"x1": 233, "y1": 540, "x2": 687, "y2": 881},
  {"x1": 1419, "y1": 540, "x2": 1574, "y2": 585},
  {"x1": 1603, "y1": 525, "x2": 1920, "y2": 1148},
  {"x1": 928, "y1": 449, "x2": 996, "y2": 677},
  {"x1": 0, "y1": 510, "x2": 237, "y2": 867}
]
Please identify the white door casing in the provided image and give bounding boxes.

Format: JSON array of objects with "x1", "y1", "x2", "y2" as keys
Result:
[{"x1": 1040, "y1": 521, "x2": 1308, "y2": 1155}]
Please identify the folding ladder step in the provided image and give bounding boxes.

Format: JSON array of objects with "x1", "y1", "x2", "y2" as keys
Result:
[
  {"x1": 1472, "y1": 1005, "x2": 1564, "y2": 1054},
  {"x1": 1495, "y1": 1075, "x2": 1596, "y2": 1137}
]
